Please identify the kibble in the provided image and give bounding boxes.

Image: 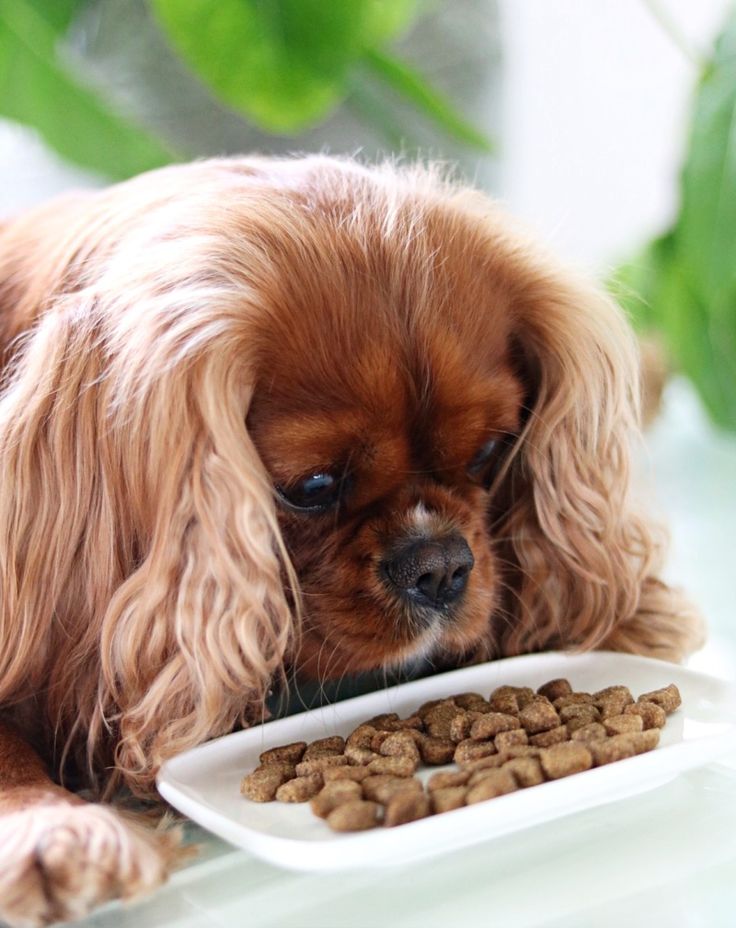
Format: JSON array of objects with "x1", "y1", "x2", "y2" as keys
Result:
[
  {"x1": 466, "y1": 768, "x2": 517, "y2": 803},
  {"x1": 240, "y1": 765, "x2": 293, "y2": 802},
  {"x1": 242, "y1": 679, "x2": 679, "y2": 832},
  {"x1": 603, "y1": 714, "x2": 644, "y2": 736},
  {"x1": 469, "y1": 712, "x2": 519, "y2": 740},
  {"x1": 638, "y1": 684, "x2": 681, "y2": 714},
  {"x1": 310, "y1": 780, "x2": 363, "y2": 817},
  {"x1": 258, "y1": 742, "x2": 307, "y2": 766},
  {"x1": 295, "y1": 755, "x2": 348, "y2": 776},
  {"x1": 275, "y1": 773, "x2": 323, "y2": 802},
  {"x1": 624, "y1": 700, "x2": 666, "y2": 729},
  {"x1": 368, "y1": 755, "x2": 418, "y2": 777},
  {"x1": 363, "y1": 775, "x2": 423, "y2": 804},
  {"x1": 540, "y1": 742, "x2": 593, "y2": 779},
  {"x1": 570, "y1": 722, "x2": 607, "y2": 744},
  {"x1": 344, "y1": 745, "x2": 379, "y2": 766},
  {"x1": 529, "y1": 725, "x2": 569, "y2": 747},
  {"x1": 379, "y1": 730, "x2": 421, "y2": 761},
  {"x1": 419, "y1": 736, "x2": 456, "y2": 765},
  {"x1": 384, "y1": 790, "x2": 430, "y2": 826},
  {"x1": 537, "y1": 678, "x2": 573, "y2": 701},
  {"x1": 326, "y1": 800, "x2": 381, "y2": 832},
  {"x1": 495, "y1": 729, "x2": 528, "y2": 751},
  {"x1": 518, "y1": 697, "x2": 560, "y2": 734},
  {"x1": 431, "y1": 786, "x2": 467, "y2": 813},
  {"x1": 454, "y1": 739, "x2": 497, "y2": 765}
]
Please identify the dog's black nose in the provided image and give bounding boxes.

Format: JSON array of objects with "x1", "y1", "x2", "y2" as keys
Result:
[{"x1": 382, "y1": 535, "x2": 474, "y2": 609}]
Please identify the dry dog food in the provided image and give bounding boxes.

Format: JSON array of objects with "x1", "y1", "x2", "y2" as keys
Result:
[{"x1": 241, "y1": 678, "x2": 681, "y2": 830}]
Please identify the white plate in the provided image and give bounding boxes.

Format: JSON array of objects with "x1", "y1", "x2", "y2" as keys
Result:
[{"x1": 157, "y1": 651, "x2": 736, "y2": 872}]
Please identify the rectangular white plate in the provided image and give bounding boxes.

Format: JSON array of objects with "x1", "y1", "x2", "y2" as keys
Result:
[{"x1": 157, "y1": 651, "x2": 736, "y2": 872}]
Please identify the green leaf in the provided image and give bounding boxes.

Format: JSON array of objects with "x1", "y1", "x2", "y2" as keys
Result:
[
  {"x1": 26, "y1": 0, "x2": 86, "y2": 35},
  {"x1": 151, "y1": 0, "x2": 376, "y2": 133},
  {"x1": 361, "y1": 47, "x2": 494, "y2": 152},
  {"x1": 611, "y1": 6, "x2": 736, "y2": 432},
  {"x1": 0, "y1": 0, "x2": 175, "y2": 180}
]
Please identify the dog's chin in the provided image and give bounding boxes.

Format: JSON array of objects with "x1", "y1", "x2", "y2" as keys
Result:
[{"x1": 293, "y1": 610, "x2": 485, "y2": 683}]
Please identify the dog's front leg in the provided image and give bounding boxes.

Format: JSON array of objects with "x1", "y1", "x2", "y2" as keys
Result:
[{"x1": 0, "y1": 722, "x2": 180, "y2": 928}]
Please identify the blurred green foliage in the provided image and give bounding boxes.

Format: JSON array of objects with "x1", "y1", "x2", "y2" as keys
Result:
[
  {"x1": 0, "y1": 0, "x2": 491, "y2": 182},
  {"x1": 0, "y1": 0, "x2": 172, "y2": 179},
  {"x1": 612, "y1": 6, "x2": 736, "y2": 432}
]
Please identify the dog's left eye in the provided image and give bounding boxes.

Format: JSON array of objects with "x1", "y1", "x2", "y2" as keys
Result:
[
  {"x1": 467, "y1": 438, "x2": 505, "y2": 486},
  {"x1": 276, "y1": 472, "x2": 343, "y2": 513}
]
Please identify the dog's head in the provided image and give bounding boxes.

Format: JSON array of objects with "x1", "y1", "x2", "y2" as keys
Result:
[
  {"x1": 244, "y1": 165, "x2": 528, "y2": 678},
  {"x1": 0, "y1": 156, "x2": 690, "y2": 795}
]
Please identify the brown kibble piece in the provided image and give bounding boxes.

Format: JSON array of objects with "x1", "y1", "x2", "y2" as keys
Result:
[
  {"x1": 461, "y1": 752, "x2": 508, "y2": 772},
  {"x1": 495, "y1": 729, "x2": 528, "y2": 751},
  {"x1": 379, "y1": 730, "x2": 421, "y2": 761},
  {"x1": 449, "y1": 711, "x2": 483, "y2": 743},
  {"x1": 603, "y1": 714, "x2": 644, "y2": 736},
  {"x1": 346, "y1": 724, "x2": 379, "y2": 749},
  {"x1": 419, "y1": 736, "x2": 457, "y2": 765},
  {"x1": 529, "y1": 725, "x2": 569, "y2": 747},
  {"x1": 487, "y1": 691, "x2": 519, "y2": 714},
  {"x1": 326, "y1": 800, "x2": 380, "y2": 832},
  {"x1": 344, "y1": 745, "x2": 379, "y2": 765},
  {"x1": 258, "y1": 742, "x2": 307, "y2": 766},
  {"x1": 384, "y1": 790, "x2": 430, "y2": 827},
  {"x1": 590, "y1": 734, "x2": 636, "y2": 765},
  {"x1": 537, "y1": 678, "x2": 573, "y2": 701},
  {"x1": 368, "y1": 755, "x2": 418, "y2": 777},
  {"x1": 504, "y1": 756, "x2": 545, "y2": 788},
  {"x1": 240, "y1": 765, "x2": 293, "y2": 802},
  {"x1": 489, "y1": 685, "x2": 534, "y2": 710},
  {"x1": 310, "y1": 780, "x2": 363, "y2": 818},
  {"x1": 501, "y1": 745, "x2": 540, "y2": 759},
  {"x1": 275, "y1": 773, "x2": 323, "y2": 802},
  {"x1": 470, "y1": 712, "x2": 519, "y2": 740},
  {"x1": 295, "y1": 755, "x2": 348, "y2": 776},
  {"x1": 590, "y1": 729, "x2": 660, "y2": 765},
  {"x1": 303, "y1": 736, "x2": 346, "y2": 759},
  {"x1": 395, "y1": 715, "x2": 424, "y2": 731},
  {"x1": 454, "y1": 739, "x2": 497, "y2": 765},
  {"x1": 593, "y1": 685, "x2": 634, "y2": 705},
  {"x1": 540, "y1": 742, "x2": 593, "y2": 779},
  {"x1": 366, "y1": 712, "x2": 401, "y2": 731},
  {"x1": 518, "y1": 697, "x2": 560, "y2": 734},
  {"x1": 427, "y1": 769, "x2": 471, "y2": 792},
  {"x1": 570, "y1": 722, "x2": 607, "y2": 744},
  {"x1": 638, "y1": 684, "x2": 681, "y2": 714},
  {"x1": 624, "y1": 700, "x2": 666, "y2": 729},
  {"x1": 553, "y1": 692, "x2": 593, "y2": 709},
  {"x1": 454, "y1": 693, "x2": 492, "y2": 712},
  {"x1": 558, "y1": 703, "x2": 600, "y2": 725},
  {"x1": 424, "y1": 703, "x2": 464, "y2": 739},
  {"x1": 370, "y1": 731, "x2": 391, "y2": 752},
  {"x1": 416, "y1": 698, "x2": 455, "y2": 719},
  {"x1": 431, "y1": 786, "x2": 467, "y2": 813},
  {"x1": 466, "y1": 768, "x2": 517, "y2": 803},
  {"x1": 595, "y1": 696, "x2": 633, "y2": 719},
  {"x1": 363, "y1": 775, "x2": 422, "y2": 804},
  {"x1": 322, "y1": 766, "x2": 371, "y2": 783}
]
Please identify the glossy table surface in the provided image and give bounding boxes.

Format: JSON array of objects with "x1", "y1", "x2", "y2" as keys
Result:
[{"x1": 82, "y1": 379, "x2": 736, "y2": 928}]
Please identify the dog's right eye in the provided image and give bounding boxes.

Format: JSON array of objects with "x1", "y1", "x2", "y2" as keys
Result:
[{"x1": 276, "y1": 472, "x2": 343, "y2": 513}]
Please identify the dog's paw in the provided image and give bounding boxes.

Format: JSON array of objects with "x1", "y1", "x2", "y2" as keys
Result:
[{"x1": 0, "y1": 801, "x2": 181, "y2": 927}]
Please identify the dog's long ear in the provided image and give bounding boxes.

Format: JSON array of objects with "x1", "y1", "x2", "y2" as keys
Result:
[
  {"x1": 0, "y1": 187, "x2": 298, "y2": 798},
  {"x1": 490, "y1": 252, "x2": 703, "y2": 662}
]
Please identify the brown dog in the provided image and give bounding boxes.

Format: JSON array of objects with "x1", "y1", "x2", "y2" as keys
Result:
[{"x1": 0, "y1": 157, "x2": 701, "y2": 926}]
